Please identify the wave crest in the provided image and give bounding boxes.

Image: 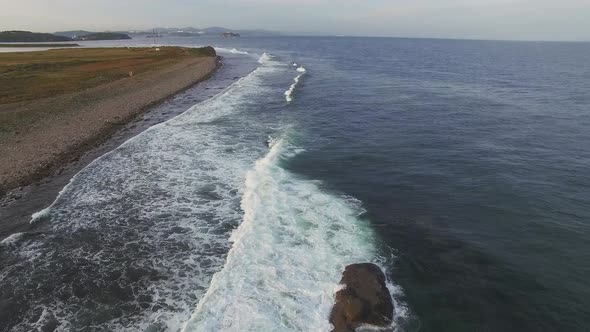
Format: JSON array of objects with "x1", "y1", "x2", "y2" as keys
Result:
[
  {"x1": 285, "y1": 66, "x2": 307, "y2": 103},
  {"x1": 181, "y1": 136, "x2": 387, "y2": 331}
]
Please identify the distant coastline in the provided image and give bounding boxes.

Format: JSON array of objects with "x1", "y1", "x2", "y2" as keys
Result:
[
  {"x1": 0, "y1": 30, "x2": 71, "y2": 42},
  {"x1": 74, "y1": 32, "x2": 131, "y2": 41},
  {"x1": 0, "y1": 30, "x2": 132, "y2": 42},
  {"x1": 0, "y1": 43, "x2": 79, "y2": 47}
]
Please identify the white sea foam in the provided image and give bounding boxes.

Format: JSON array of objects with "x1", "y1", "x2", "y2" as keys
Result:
[
  {"x1": 215, "y1": 47, "x2": 250, "y2": 55},
  {"x1": 284, "y1": 67, "x2": 306, "y2": 102},
  {"x1": 258, "y1": 52, "x2": 274, "y2": 65},
  {"x1": 181, "y1": 137, "x2": 395, "y2": 331},
  {"x1": 230, "y1": 48, "x2": 249, "y2": 55},
  {"x1": 30, "y1": 207, "x2": 51, "y2": 224},
  {"x1": 0, "y1": 232, "x2": 24, "y2": 246},
  {"x1": 266, "y1": 135, "x2": 278, "y2": 148},
  {"x1": 7, "y1": 52, "x2": 284, "y2": 332},
  {"x1": 5, "y1": 51, "x2": 406, "y2": 331},
  {"x1": 27, "y1": 51, "x2": 276, "y2": 225}
]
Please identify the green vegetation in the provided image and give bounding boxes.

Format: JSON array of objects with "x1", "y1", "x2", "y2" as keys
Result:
[
  {"x1": 0, "y1": 46, "x2": 215, "y2": 105},
  {"x1": 0, "y1": 30, "x2": 71, "y2": 42},
  {"x1": 0, "y1": 43, "x2": 79, "y2": 48},
  {"x1": 74, "y1": 32, "x2": 131, "y2": 41},
  {"x1": 188, "y1": 46, "x2": 216, "y2": 57}
]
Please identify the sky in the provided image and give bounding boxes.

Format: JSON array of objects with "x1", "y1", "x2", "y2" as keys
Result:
[{"x1": 1, "y1": 0, "x2": 590, "y2": 41}]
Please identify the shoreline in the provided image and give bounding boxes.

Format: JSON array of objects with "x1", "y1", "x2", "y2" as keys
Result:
[{"x1": 0, "y1": 52, "x2": 222, "y2": 240}]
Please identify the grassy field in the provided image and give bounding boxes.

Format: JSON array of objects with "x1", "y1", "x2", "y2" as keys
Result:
[{"x1": 0, "y1": 46, "x2": 215, "y2": 105}]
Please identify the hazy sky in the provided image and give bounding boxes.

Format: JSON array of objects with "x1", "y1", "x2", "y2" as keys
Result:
[{"x1": 1, "y1": 0, "x2": 589, "y2": 41}]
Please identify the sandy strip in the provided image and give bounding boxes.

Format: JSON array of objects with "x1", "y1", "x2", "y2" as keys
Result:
[{"x1": 0, "y1": 56, "x2": 219, "y2": 196}]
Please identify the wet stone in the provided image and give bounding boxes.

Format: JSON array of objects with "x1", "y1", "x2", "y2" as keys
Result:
[{"x1": 330, "y1": 263, "x2": 394, "y2": 332}]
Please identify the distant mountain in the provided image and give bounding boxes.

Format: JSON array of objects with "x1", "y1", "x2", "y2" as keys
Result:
[
  {"x1": 73, "y1": 32, "x2": 131, "y2": 41},
  {"x1": 0, "y1": 30, "x2": 71, "y2": 42},
  {"x1": 201, "y1": 26, "x2": 231, "y2": 35},
  {"x1": 168, "y1": 32, "x2": 198, "y2": 37},
  {"x1": 134, "y1": 27, "x2": 279, "y2": 37},
  {"x1": 54, "y1": 30, "x2": 94, "y2": 38},
  {"x1": 200, "y1": 27, "x2": 278, "y2": 36},
  {"x1": 178, "y1": 27, "x2": 202, "y2": 33},
  {"x1": 235, "y1": 29, "x2": 279, "y2": 37}
]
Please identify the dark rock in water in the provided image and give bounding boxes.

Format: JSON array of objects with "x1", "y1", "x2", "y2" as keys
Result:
[{"x1": 330, "y1": 263, "x2": 394, "y2": 332}]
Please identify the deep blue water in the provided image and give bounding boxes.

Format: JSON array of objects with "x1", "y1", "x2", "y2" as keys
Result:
[
  {"x1": 214, "y1": 37, "x2": 590, "y2": 331},
  {"x1": 1, "y1": 37, "x2": 590, "y2": 332},
  {"x1": 249, "y1": 37, "x2": 588, "y2": 331}
]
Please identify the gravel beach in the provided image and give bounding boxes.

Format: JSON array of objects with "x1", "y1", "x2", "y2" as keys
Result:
[{"x1": 0, "y1": 54, "x2": 219, "y2": 196}]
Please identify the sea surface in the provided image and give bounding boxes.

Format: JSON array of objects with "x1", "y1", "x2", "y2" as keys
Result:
[{"x1": 1, "y1": 36, "x2": 589, "y2": 331}]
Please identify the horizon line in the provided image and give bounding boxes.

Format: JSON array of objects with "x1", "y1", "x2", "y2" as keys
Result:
[{"x1": 2, "y1": 27, "x2": 589, "y2": 43}]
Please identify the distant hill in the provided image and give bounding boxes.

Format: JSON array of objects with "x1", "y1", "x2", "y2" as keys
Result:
[
  {"x1": 169, "y1": 32, "x2": 198, "y2": 37},
  {"x1": 74, "y1": 32, "x2": 132, "y2": 41},
  {"x1": 150, "y1": 27, "x2": 200, "y2": 34},
  {"x1": 133, "y1": 27, "x2": 279, "y2": 37},
  {"x1": 0, "y1": 30, "x2": 71, "y2": 42},
  {"x1": 201, "y1": 27, "x2": 231, "y2": 35},
  {"x1": 54, "y1": 30, "x2": 94, "y2": 38},
  {"x1": 201, "y1": 27, "x2": 278, "y2": 36},
  {"x1": 221, "y1": 32, "x2": 241, "y2": 38}
]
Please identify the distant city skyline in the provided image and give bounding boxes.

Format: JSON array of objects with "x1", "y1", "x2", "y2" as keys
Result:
[{"x1": 2, "y1": 0, "x2": 590, "y2": 41}]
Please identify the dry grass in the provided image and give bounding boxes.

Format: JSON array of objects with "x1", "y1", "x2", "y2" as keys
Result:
[{"x1": 0, "y1": 46, "x2": 213, "y2": 105}]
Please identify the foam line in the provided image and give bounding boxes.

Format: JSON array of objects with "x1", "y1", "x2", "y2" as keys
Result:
[
  {"x1": 284, "y1": 66, "x2": 307, "y2": 102},
  {"x1": 6, "y1": 52, "x2": 280, "y2": 331},
  {"x1": 181, "y1": 137, "x2": 394, "y2": 331},
  {"x1": 26, "y1": 52, "x2": 273, "y2": 225}
]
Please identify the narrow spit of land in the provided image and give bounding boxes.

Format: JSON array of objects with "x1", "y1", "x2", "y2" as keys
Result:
[
  {"x1": 0, "y1": 43, "x2": 80, "y2": 48},
  {"x1": 0, "y1": 46, "x2": 219, "y2": 198}
]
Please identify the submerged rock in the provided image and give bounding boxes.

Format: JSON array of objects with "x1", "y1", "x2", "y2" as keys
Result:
[{"x1": 330, "y1": 263, "x2": 394, "y2": 332}]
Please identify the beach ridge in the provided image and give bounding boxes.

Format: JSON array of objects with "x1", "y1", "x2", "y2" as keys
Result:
[{"x1": 0, "y1": 49, "x2": 220, "y2": 197}]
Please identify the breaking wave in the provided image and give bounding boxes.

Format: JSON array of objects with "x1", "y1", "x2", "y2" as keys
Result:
[
  {"x1": 214, "y1": 47, "x2": 250, "y2": 55},
  {"x1": 0, "y1": 232, "x2": 24, "y2": 247},
  {"x1": 1, "y1": 52, "x2": 280, "y2": 331},
  {"x1": 181, "y1": 135, "x2": 405, "y2": 331},
  {"x1": 285, "y1": 66, "x2": 306, "y2": 102},
  {"x1": 0, "y1": 50, "x2": 406, "y2": 332}
]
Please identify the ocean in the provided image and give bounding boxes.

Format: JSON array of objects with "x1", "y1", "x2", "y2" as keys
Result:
[{"x1": 1, "y1": 36, "x2": 589, "y2": 331}]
